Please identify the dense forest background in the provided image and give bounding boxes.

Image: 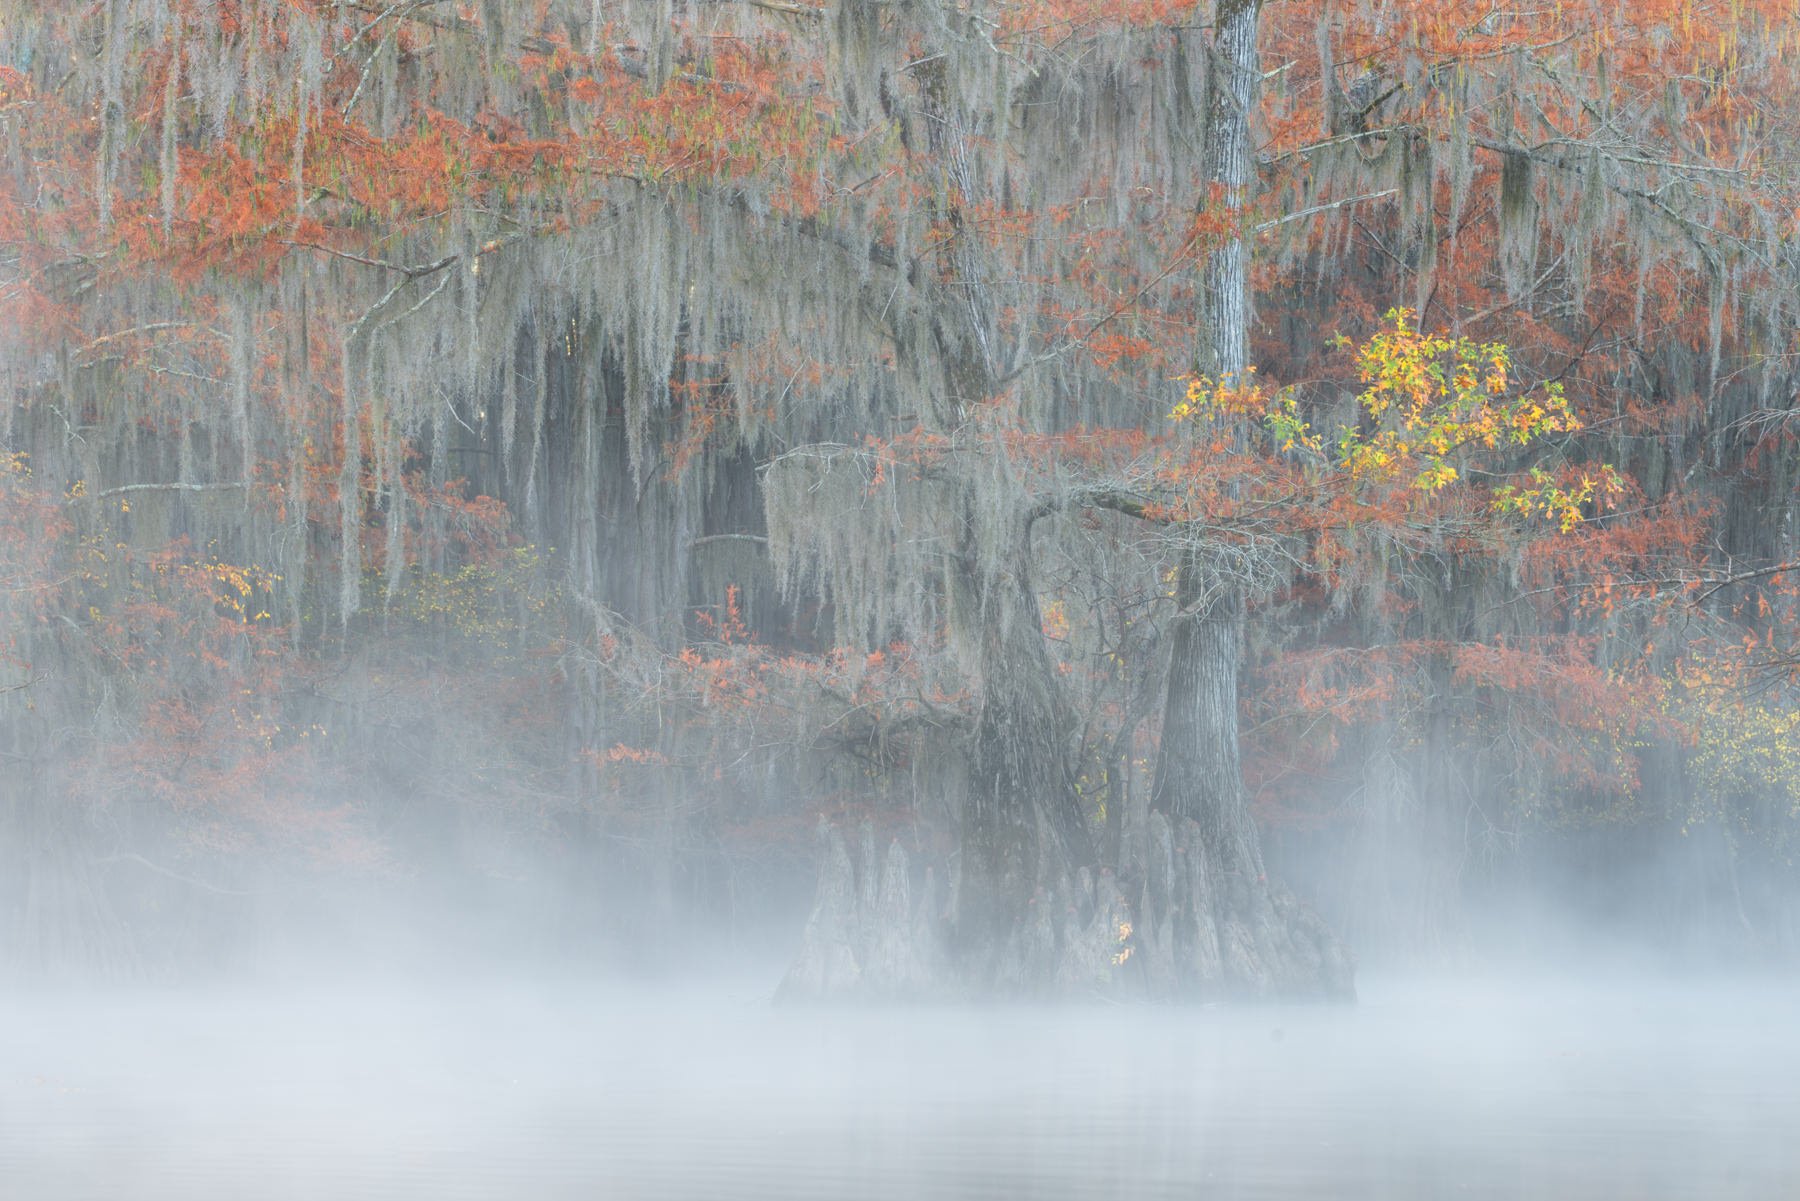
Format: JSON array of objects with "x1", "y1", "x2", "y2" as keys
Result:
[{"x1": 3, "y1": 0, "x2": 1798, "y2": 990}]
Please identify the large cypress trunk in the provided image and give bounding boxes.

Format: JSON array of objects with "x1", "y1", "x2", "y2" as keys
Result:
[
  {"x1": 1128, "y1": 0, "x2": 1352, "y2": 999},
  {"x1": 1152, "y1": 582, "x2": 1259, "y2": 877},
  {"x1": 1143, "y1": 570, "x2": 1352, "y2": 998},
  {"x1": 956, "y1": 542, "x2": 1093, "y2": 981},
  {"x1": 780, "y1": 511, "x2": 1120, "y2": 1000}
]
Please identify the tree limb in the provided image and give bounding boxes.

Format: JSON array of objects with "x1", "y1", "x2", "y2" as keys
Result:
[{"x1": 70, "y1": 481, "x2": 252, "y2": 505}]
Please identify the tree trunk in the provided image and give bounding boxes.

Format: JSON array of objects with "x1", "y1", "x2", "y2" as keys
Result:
[
  {"x1": 1200, "y1": 0, "x2": 1258, "y2": 386},
  {"x1": 783, "y1": 1, "x2": 1343, "y2": 1001},
  {"x1": 957, "y1": 550, "x2": 1093, "y2": 982},
  {"x1": 1152, "y1": 579, "x2": 1259, "y2": 877},
  {"x1": 1131, "y1": 0, "x2": 1352, "y2": 999},
  {"x1": 781, "y1": 520, "x2": 1110, "y2": 1000}
]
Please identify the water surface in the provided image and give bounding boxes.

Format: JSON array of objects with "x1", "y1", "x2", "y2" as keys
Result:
[{"x1": 3, "y1": 975, "x2": 1794, "y2": 1199}]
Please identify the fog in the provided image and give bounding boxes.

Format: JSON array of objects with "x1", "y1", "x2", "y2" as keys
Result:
[
  {"x1": 6, "y1": 964, "x2": 1799, "y2": 1199},
  {"x1": 9, "y1": 0, "x2": 1800, "y2": 1194}
]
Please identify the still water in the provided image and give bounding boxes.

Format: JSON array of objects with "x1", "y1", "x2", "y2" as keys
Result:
[{"x1": 3, "y1": 975, "x2": 1796, "y2": 1200}]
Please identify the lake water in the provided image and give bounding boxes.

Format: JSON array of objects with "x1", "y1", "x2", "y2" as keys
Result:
[{"x1": 3, "y1": 975, "x2": 1796, "y2": 1200}]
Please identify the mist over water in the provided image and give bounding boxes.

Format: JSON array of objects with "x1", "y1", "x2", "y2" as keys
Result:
[
  {"x1": 9, "y1": 0, "x2": 1800, "y2": 1195},
  {"x1": 6, "y1": 967, "x2": 1797, "y2": 1200}
]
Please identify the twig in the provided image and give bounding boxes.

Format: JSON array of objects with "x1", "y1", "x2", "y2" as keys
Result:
[{"x1": 94, "y1": 853, "x2": 252, "y2": 897}]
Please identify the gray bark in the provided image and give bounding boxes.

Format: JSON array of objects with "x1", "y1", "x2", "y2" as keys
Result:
[
  {"x1": 778, "y1": 822, "x2": 941, "y2": 1001},
  {"x1": 1199, "y1": 0, "x2": 1258, "y2": 385},
  {"x1": 953, "y1": 542, "x2": 1093, "y2": 975},
  {"x1": 1139, "y1": 0, "x2": 1353, "y2": 999}
]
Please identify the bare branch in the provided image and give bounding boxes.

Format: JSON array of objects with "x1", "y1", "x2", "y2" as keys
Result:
[
  {"x1": 1692, "y1": 560, "x2": 1799, "y2": 606},
  {"x1": 1253, "y1": 188, "x2": 1396, "y2": 234},
  {"x1": 278, "y1": 240, "x2": 461, "y2": 279},
  {"x1": 689, "y1": 533, "x2": 771, "y2": 549},
  {"x1": 94, "y1": 853, "x2": 252, "y2": 897},
  {"x1": 72, "y1": 482, "x2": 252, "y2": 505}
]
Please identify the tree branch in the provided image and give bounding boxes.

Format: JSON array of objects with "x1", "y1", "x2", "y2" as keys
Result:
[
  {"x1": 94, "y1": 853, "x2": 252, "y2": 897},
  {"x1": 72, "y1": 481, "x2": 252, "y2": 505},
  {"x1": 1692, "y1": 560, "x2": 1798, "y2": 606},
  {"x1": 279, "y1": 240, "x2": 461, "y2": 279},
  {"x1": 1253, "y1": 188, "x2": 1396, "y2": 234},
  {"x1": 688, "y1": 533, "x2": 771, "y2": 549}
]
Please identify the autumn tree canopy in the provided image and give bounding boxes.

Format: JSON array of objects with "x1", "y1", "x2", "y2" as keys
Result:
[{"x1": 2, "y1": 0, "x2": 1798, "y2": 985}]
